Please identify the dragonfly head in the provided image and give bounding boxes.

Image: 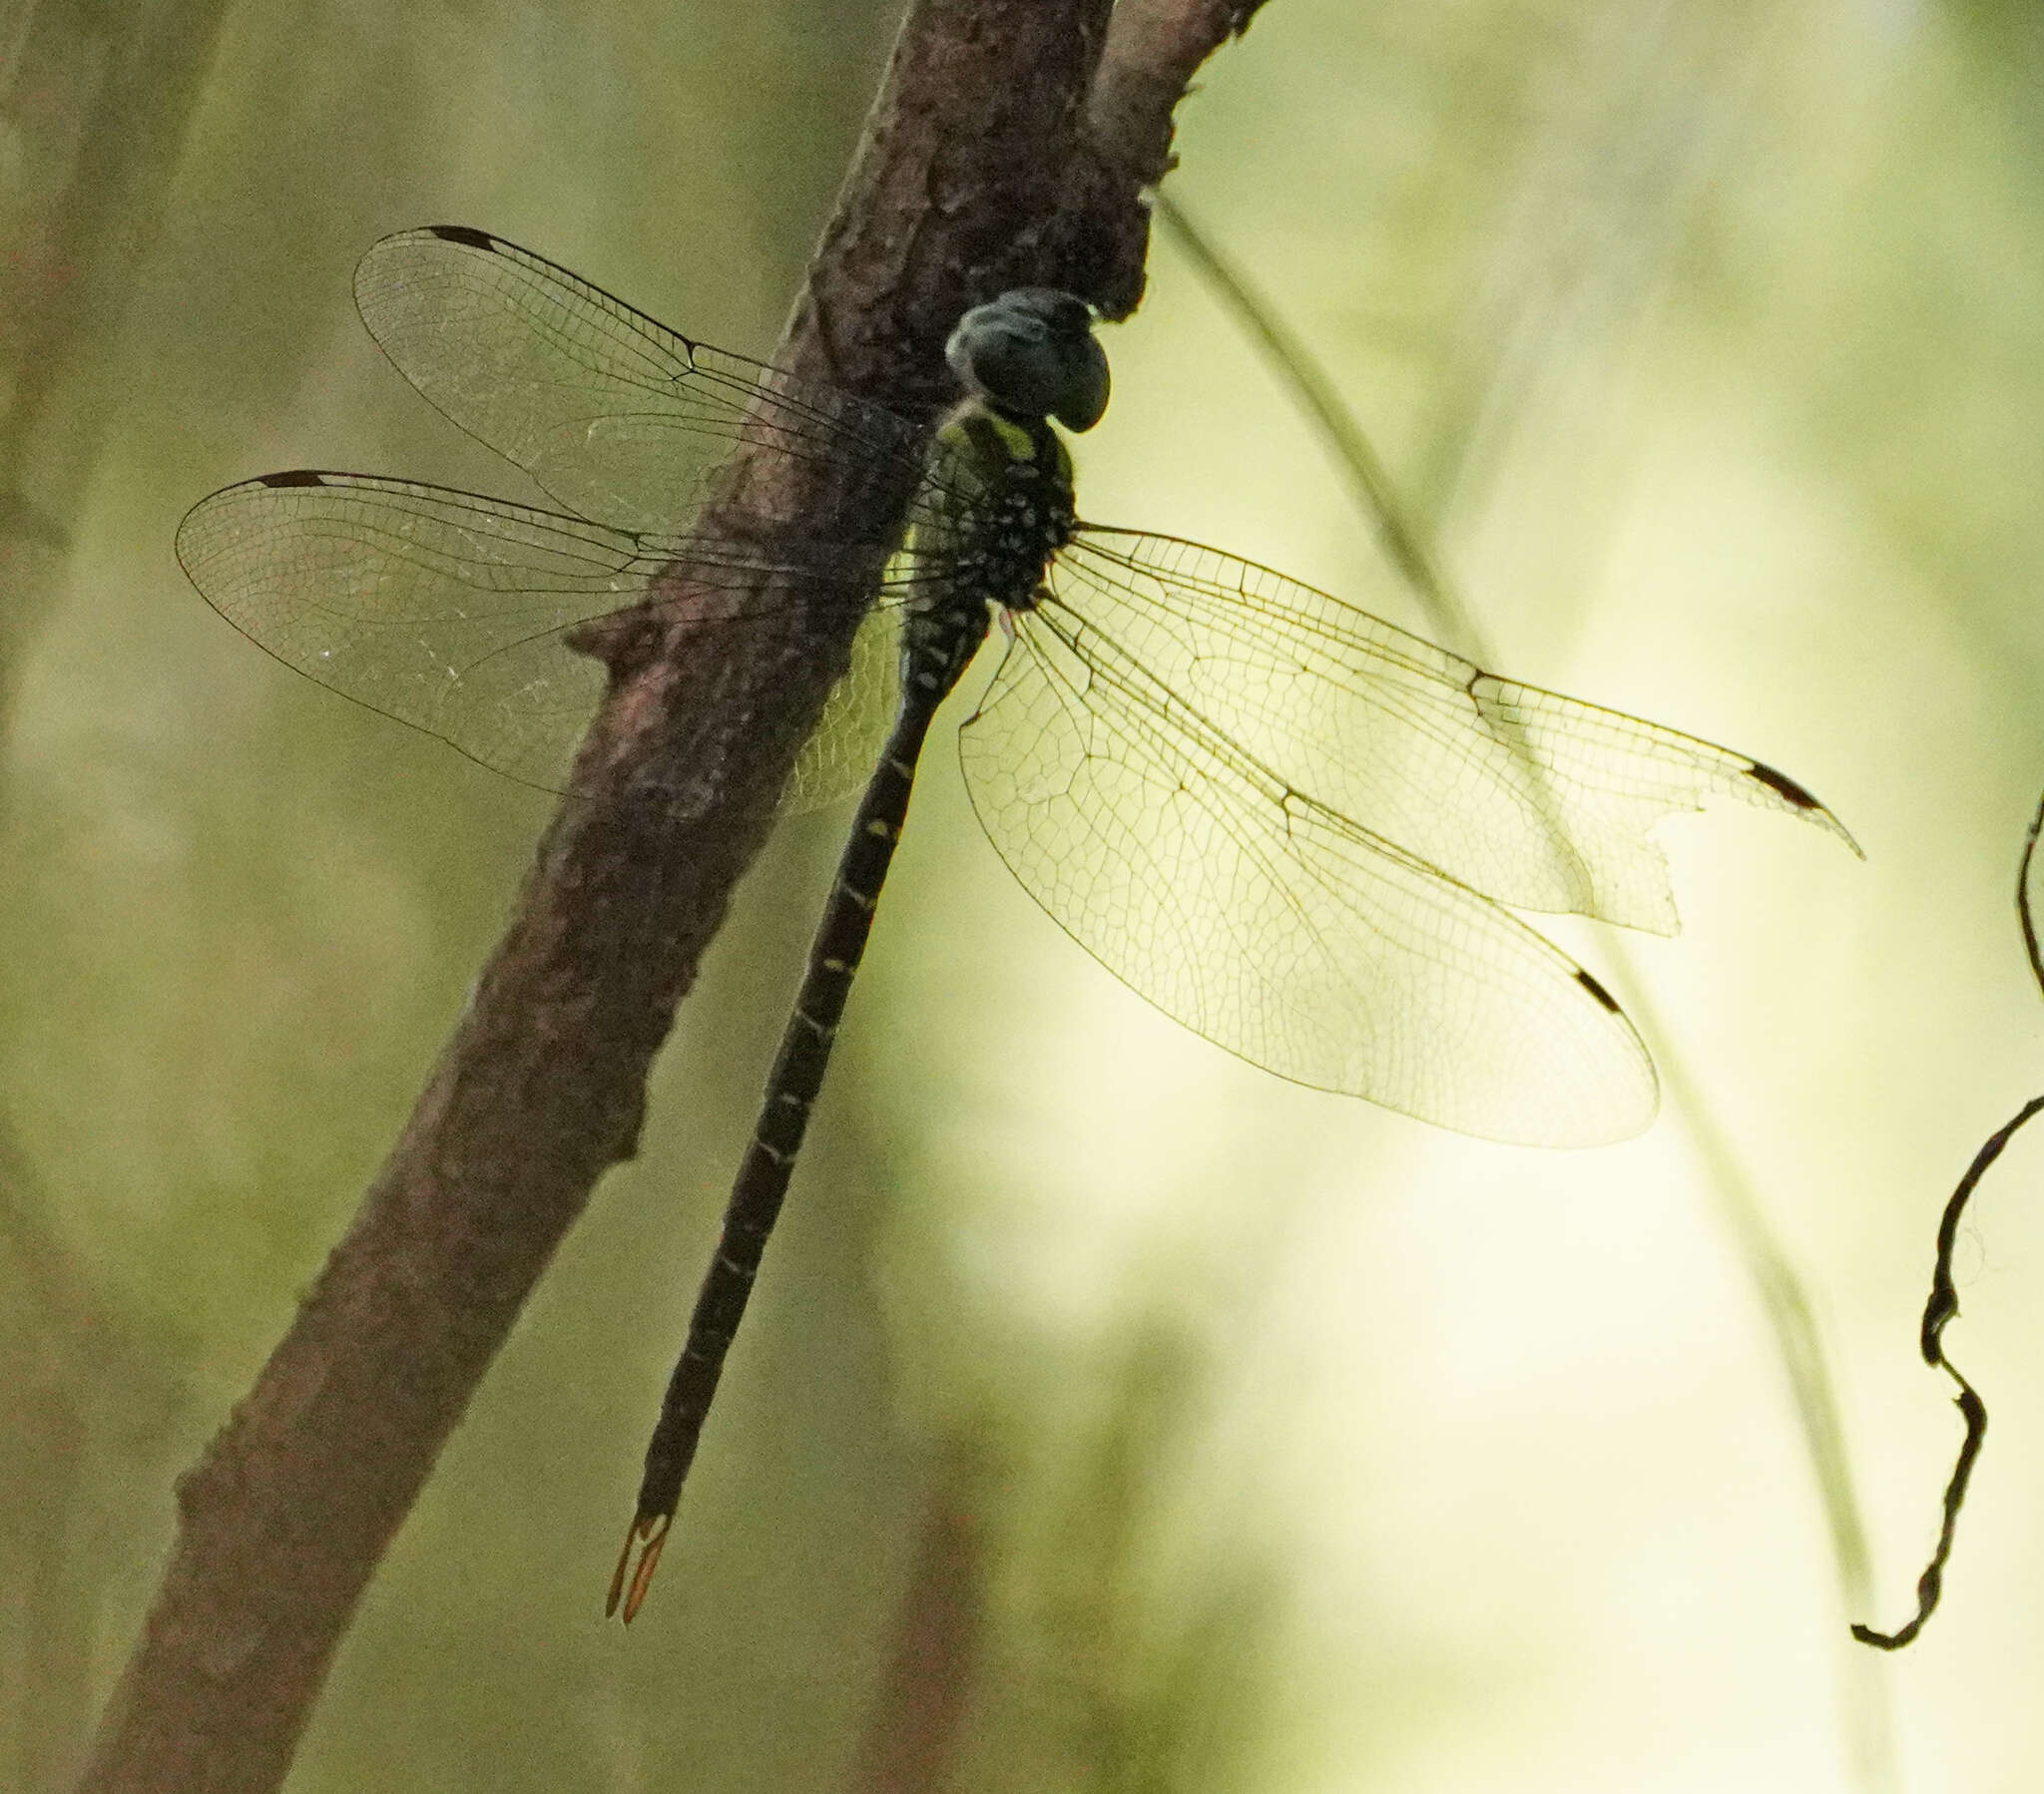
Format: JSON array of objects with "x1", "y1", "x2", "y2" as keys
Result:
[{"x1": 945, "y1": 289, "x2": 1109, "y2": 434}]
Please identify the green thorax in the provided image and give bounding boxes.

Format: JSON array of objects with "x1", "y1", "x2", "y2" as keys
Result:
[{"x1": 898, "y1": 396, "x2": 1079, "y2": 702}]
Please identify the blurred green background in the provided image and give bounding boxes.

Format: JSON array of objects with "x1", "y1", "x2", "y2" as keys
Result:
[{"x1": 6, "y1": 0, "x2": 2044, "y2": 1788}]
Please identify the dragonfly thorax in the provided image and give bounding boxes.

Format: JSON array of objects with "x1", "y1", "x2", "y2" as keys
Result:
[{"x1": 902, "y1": 399, "x2": 1078, "y2": 700}]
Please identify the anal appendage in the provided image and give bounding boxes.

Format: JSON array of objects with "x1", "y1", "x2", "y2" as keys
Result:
[{"x1": 606, "y1": 1511, "x2": 673, "y2": 1623}]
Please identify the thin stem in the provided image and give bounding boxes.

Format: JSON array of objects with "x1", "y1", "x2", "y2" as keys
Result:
[{"x1": 1157, "y1": 183, "x2": 1888, "y2": 1787}]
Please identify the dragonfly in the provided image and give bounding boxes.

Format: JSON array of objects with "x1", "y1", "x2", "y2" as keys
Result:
[{"x1": 177, "y1": 224, "x2": 1856, "y2": 1621}]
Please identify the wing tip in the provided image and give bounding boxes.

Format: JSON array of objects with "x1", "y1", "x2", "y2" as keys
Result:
[
  {"x1": 178, "y1": 470, "x2": 340, "y2": 564},
  {"x1": 1574, "y1": 966, "x2": 1623, "y2": 1015},
  {"x1": 1745, "y1": 756, "x2": 1821, "y2": 811},
  {"x1": 357, "y1": 225, "x2": 504, "y2": 292},
  {"x1": 422, "y1": 223, "x2": 499, "y2": 251},
  {"x1": 1745, "y1": 758, "x2": 1864, "y2": 859}
]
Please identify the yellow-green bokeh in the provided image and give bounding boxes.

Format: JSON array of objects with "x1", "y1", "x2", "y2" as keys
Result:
[{"x1": 6, "y1": 2, "x2": 2043, "y2": 1790}]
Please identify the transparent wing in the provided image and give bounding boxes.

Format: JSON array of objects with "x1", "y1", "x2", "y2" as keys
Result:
[
  {"x1": 958, "y1": 604, "x2": 1658, "y2": 1146},
  {"x1": 780, "y1": 599, "x2": 902, "y2": 814},
  {"x1": 351, "y1": 226, "x2": 950, "y2": 537},
  {"x1": 176, "y1": 470, "x2": 891, "y2": 804},
  {"x1": 1057, "y1": 530, "x2": 1857, "y2": 936}
]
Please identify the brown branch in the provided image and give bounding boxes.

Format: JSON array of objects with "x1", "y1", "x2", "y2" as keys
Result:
[
  {"x1": 77, "y1": 1, "x2": 1265, "y2": 1789},
  {"x1": 1091, "y1": 0, "x2": 1267, "y2": 188},
  {"x1": 847, "y1": 1450, "x2": 990, "y2": 1794},
  {"x1": 1057, "y1": 0, "x2": 1275, "y2": 316}
]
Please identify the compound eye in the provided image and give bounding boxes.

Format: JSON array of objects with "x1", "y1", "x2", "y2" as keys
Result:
[{"x1": 946, "y1": 289, "x2": 1111, "y2": 432}]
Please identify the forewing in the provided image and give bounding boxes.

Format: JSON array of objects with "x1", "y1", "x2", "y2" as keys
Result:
[
  {"x1": 957, "y1": 609, "x2": 1659, "y2": 1146},
  {"x1": 1060, "y1": 531, "x2": 1856, "y2": 936},
  {"x1": 177, "y1": 470, "x2": 884, "y2": 802},
  {"x1": 352, "y1": 226, "x2": 938, "y2": 536}
]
